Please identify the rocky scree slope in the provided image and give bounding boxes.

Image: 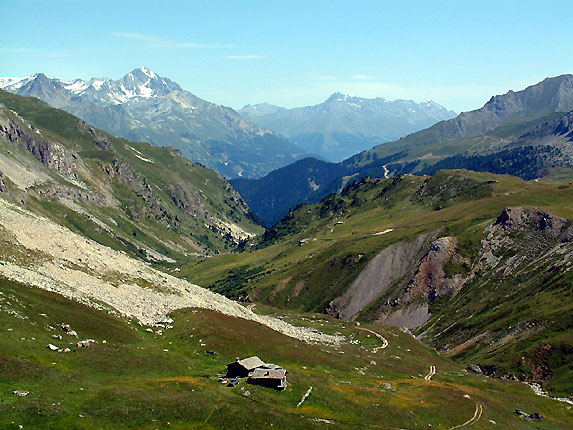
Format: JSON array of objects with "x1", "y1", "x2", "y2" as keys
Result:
[
  {"x1": 0, "y1": 197, "x2": 341, "y2": 344},
  {"x1": 0, "y1": 90, "x2": 262, "y2": 257},
  {"x1": 0, "y1": 68, "x2": 306, "y2": 178}
]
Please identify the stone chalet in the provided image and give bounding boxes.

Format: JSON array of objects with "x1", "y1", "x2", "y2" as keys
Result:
[{"x1": 226, "y1": 356, "x2": 288, "y2": 390}]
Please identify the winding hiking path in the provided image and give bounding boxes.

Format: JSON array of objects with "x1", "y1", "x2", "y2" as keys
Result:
[
  {"x1": 448, "y1": 403, "x2": 483, "y2": 429},
  {"x1": 382, "y1": 164, "x2": 390, "y2": 178},
  {"x1": 358, "y1": 327, "x2": 389, "y2": 350},
  {"x1": 424, "y1": 365, "x2": 436, "y2": 381}
]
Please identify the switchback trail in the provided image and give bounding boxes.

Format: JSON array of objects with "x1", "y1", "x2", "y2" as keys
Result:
[{"x1": 424, "y1": 365, "x2": 436, "y2": 381}]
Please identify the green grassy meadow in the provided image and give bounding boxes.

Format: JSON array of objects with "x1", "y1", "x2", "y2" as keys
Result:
[{"x1": 1, "y1": 278, "x2": 572, "y2": 429}]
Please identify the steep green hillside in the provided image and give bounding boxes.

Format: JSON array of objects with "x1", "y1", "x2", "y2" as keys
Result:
[
  {"x1": 230, "y1": 157, "x2": 352, "y2": 226},
  {"x1": 1, "y1": 278, "x2": 571, "y2": 429},
  {"x1": 181, "y1": 170, "x2": 573, "y2": 396},
  {"x1": 0, "y1": 90, "x2": 263, "y2": 258}
]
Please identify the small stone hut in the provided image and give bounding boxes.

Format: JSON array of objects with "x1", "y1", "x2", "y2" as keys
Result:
[
  {"x1": 226, "y1": 356, "x2": 288, "y2": 389},
  {"x1": 248, "y1": 365, "x2": 287, "y2": 390},
  {"x1": 226, "y1": 356, "x2": 265, "y2": 378}
]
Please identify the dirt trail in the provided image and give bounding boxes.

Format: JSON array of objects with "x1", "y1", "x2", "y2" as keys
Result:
[
  {"x1": 0, "y1": 198, "x2": 343, "y2": 344},
  {"x1": 424, "y1": 365, "x2": 436, "y2": 381},
  {"x1": 448, "y1": 403, "x2": 483, "y2": 429},
  {"x1": 358, "y1": 327, "x2": 389, "y2": 350}
]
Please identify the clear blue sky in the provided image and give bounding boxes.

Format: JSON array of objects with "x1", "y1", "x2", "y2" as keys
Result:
[{"x1": 2, "y1": 0, "x2": 572, "y2": 113}]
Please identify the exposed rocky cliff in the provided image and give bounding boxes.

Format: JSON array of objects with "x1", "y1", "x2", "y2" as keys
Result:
[
  {"x1": 0, "y1": 172, "x2": 7, "y2": 193},
  {"x1": 415, "y1": 207, "x2": 573, "y2": 388},
  {"x1": 0, "y1": 109, "x2": 82, "y2": 183},
  {"x1": 492, "y1": 206, "x2": 573, "y2": 241},
  {"x1": 326, "y1": 230, "x2": 442, "y2": 321}
]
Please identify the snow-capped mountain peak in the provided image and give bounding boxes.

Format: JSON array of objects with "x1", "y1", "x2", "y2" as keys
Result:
[
  {"x1": 139, "y1": 66, "x2": 158, "y2": 79},
  {"x1": 0, "y1": 68, "x2": 187, "y2": 106},
  {"x1": 0, "y1": 68, "x2": 301, "y2": 179}
]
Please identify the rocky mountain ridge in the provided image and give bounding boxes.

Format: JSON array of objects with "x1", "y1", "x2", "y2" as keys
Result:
[
  {"x1": 0, "y1": 68, "x2": 307, "y2": 178},
  {"x1": 354, "y1": 74, "x2": 573, "y2": 168},
  {"x1": 240, "y1": 92, "x2": 456, "y2": 162}
]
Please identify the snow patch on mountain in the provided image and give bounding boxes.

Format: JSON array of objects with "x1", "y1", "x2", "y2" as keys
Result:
[
  {"x1": 140, "y1": 66, "x2": 158, "y2": 79},
  {"x1": 0, "y1": 76, "x2": 36, "y2": 91},
  {"x1": 62, "y1": 80, "x2": 90, "y2": 93}
]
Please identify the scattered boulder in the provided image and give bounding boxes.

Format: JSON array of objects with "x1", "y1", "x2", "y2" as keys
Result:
[
  {"x1": 77, "y1": 339, "x2": 96, "y2": 348},
  {"x1": 0, "y1": 172, "x2": 8, "y2": 193},
  {"x1": 515, "y1": 409, "x2": 544, "y2": 420},
  {"x1": 13, "y1": 390, "x2": 29, "y2": 397},
  {"x1": 60, "y1": 324, "x2": 78, "y2": 337},
  {"x1": 46, "y1": 344, "x2": 59, "y2": 351},
  {"x1": 500, "y1": 373, "x2": 516, "y2": 381},
  {"x1": 467, "y1": 365, "x2": 483, "y2": 374}
]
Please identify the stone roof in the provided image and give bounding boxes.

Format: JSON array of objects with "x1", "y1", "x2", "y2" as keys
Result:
[
  {"x1": 235, "y1": 356, "x2": 265, "y2": 370},
  {"x1": 249, "y1": 368, "x2": 287, "y2": 380}
]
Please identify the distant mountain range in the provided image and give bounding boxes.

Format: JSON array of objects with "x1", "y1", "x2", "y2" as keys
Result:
[
  {"x1": 240, "y1": 94, "x2": 456, "y2": 162},
  {"x1": 353, "y1": 74, "x2": 573, "y2": 170},
  {"x1": 232, "y1": 75, "x2": 573, "y2": 226},
  {"x1": 0, "y1": 68, "x2": 307, "y2": 179}
]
